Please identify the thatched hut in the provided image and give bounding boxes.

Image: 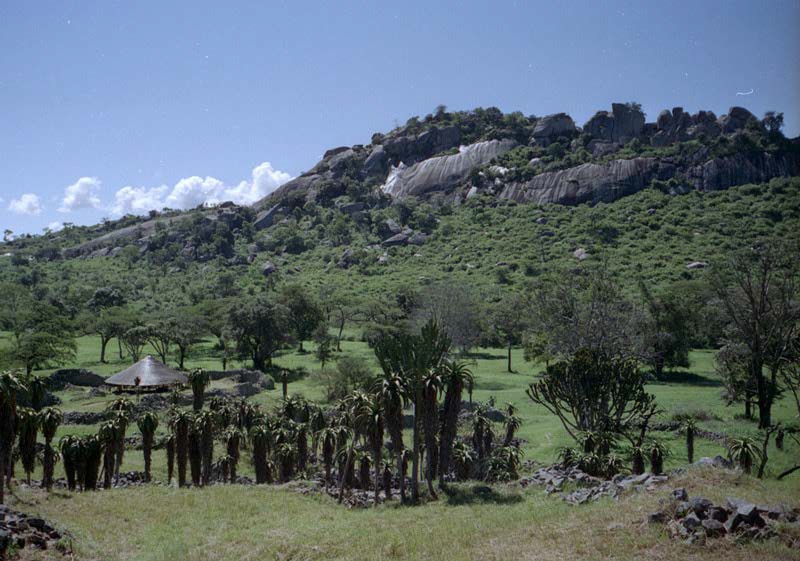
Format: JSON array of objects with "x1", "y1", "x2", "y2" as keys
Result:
[{"x1": 105, "y1": 356, "x2": 187, "y2": 391}]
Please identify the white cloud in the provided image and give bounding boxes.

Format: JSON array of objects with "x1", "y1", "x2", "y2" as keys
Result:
[
  {"x1": 109, "y1": 161, "x2": 291, "y2": 216},
  {"x1": 47, "y1": 221, "x2": 64, "y2": 232},
  {"x1": 59, "y1": 176, "x2": 102, "y2": 212},
  {"x1": 8, "y1": 193, "x2": 43, "y2": 215}
]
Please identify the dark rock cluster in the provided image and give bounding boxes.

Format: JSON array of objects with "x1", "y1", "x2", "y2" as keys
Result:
[
  {"x1": 0, "y1": 505, "x2": 69, "y2": 556},
  {"x1": 649, "y1": 490, "x2": 800, "y2": 547},
  {"x1": 519, "y1": 465, "x2": 668, "y2": 505}
]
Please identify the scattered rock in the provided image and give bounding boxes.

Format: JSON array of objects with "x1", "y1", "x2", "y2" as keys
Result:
[
  {"x1": 686, "y1": 261, "x2": 707, "y2": 269},
  {"x1": 261, "y1": 261, "x2": 278, "y2": 276},
  {"x1": 671, "y1": 487, "x2": 688, "y2": 501}
]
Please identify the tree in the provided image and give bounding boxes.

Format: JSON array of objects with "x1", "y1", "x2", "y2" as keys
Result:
[
  {"x1": 0, "y1": 371, "x2": 25, "y2": 503},
  {"x1": 639, "y1": 281, "x2": 692, "y2": 377},
  {"x1": 313, "y1": 324, "x2": 334, "y2": 369},
  {"x1": 373, "y1": 319, "x2": 450, "y2": 503},
  {"x1": 281, "y1": 284, "x2": 323, "y2": 352},
  {"x1": 137, "y1": 412, "x2": 159, "y2": 482},
  {"x1": 187, "y1": 369, "x2": 210, "y2": 411},
  {"x1": 146, "y1": 317, "x2": 174, "y2": 364},
  {"x1": 86, "y1": 286, "x2": 126, "y2": 312},
  {"x1": 6, "y1": 301, "x2": 76, "y2": 375},
  {"x1": 16, "y1": 406, "x2": 38, "y2": 484},
  {"x1": 82, "y1": 308, "x2": 131, "y2": 364},
  {"x1": 171, "y1": 410, "x2": 192, "y2": 487},
  {"x1": 228, "y1": 295, "x2": 291, "y2": 371},
  {"x1": 172, "y1": 308, "x2": 203, "y2": 369},
  {"x1": 121, "y1": 326, "x2": 149, "y2": 363},
  {"x1": 716, "y1": 342, "x2": 756, "y2": 418},
  {"x1": 438, "y1": 360, "x2": 473, "y2": 488},
  {"x1": 39, "y1": 407, "x2": 62, "y2": 490},
  {"x1": 375, "y1": 370, "x2": 408, "y2": 502},
  {"x1": 526, "y1": 349, "x2": 658, "y2": 441},
  {"x1": 412, "y1": 283, "x2": 483, "y2": 354},
  {"x1": 712, "y1": 240, "x2": 800, "y2": 428},
  {"x1": 491, "y1": 293, "x2": 529, "y2": 372}
]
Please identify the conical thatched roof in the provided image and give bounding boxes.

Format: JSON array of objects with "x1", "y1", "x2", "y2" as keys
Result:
[{"x1": 105, "y1": 356, "x2": 187, "y2": 388}]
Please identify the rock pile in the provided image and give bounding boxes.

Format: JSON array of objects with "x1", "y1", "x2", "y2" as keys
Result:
[
  {"x1": 649, "y1": 490, "x2": 800, "y2": 547},
  {"x1": 0, "y1": 505, "x2": 69, "y2": 556},
  {"x1": 519, "y1": 465, "x2": 668, "y2": 505},
  {"x1": 63, "y1": 411, "x2": 107, "y2": 425}
]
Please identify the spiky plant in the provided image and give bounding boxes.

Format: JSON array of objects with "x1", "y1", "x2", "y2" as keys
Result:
[
  {"x1": 165, "y1": 434, "x2": 175, "y2": 484},
  {"x1": 728, "y1": 436, "x2": 761, "y2": 474},
  {"x1": 82, "y1": 435, "x2": 103, "y2": 491},
  {"x1": 318, "y1": 427, "x2": 337, "y2": 484},
  {"x1": 471, "y1": 405, "x2": 493, "y2": 462},
  {"x1": 276, "y1": 442, "x2": 297, "y2": 482},
  {"x1": 187, "y1": 369, "x2": 210, "y2": 411},
  {"x1": 438, "y1": 360, "x2": 473, "y2": 488},
  {"x1": 110, "y1": 410, "x2": 130, "y2": 485},
  {"x1": 382, "y1": 463, "x2": 393, "y2": 500},
  {"x1": 557, "y1": 446, "x2": 579, "y2": 468},
  {"x1": 0, "y1": 371, "x2": 26, "y2": 502},
  {"x1": 39, "y1": 407, "x2": 62, "y2": 490},
  {"x1": 356, "y1": 451, "x2": 371, "y2": 490},
  {"x1": 223, "y1": 427, "x2": 242, "y2": 483},
  {"x1": 630, "y1": 446, "x2": 646, "y2": 475},
  {"x1": 309, "y1": 407, "x2": 326, "y2": 460},
  {"x1": 363, "y1": 394, "x2": 384, "y2": 505},
  {"x1": 188, "y1": 417, "x2": 203, "y2": 486},
  {"x1": 170, "y1": 409, "x2": 192, "y2": 487},
  {"x1": 106, "y1": 397, "x2": 134, "y2": 415},
  {"x1": 59, "y1": 435, "x2": 79, "y2": 491},
  {"x1": 502, "y1": 403, "x2": 522, "y2": 447},
  {"x1": 420, "y1": 368, "x2": 442, "y2": 499},
  {"x1": 578, "y1": 451, "x2": 603, "y2": 477},
  {"x1": 196, "y1": 410, "x2": 216, "y2": 485},
  {"x1": 375, "y1": 372, "x2": 408, "y2": 503},
  {"x1": 336, "y1": 390, "x2": 371, "y2": 503},
  {"x1": 137, "y1": 412, "x2": 159, "y2": 482},
  {"x1": 98, "y1": 420, "x2": 118, "y2": 489},
  {"x1": 16, "y1": 407, "x2": 39, "y2": 484},
  {"x1": 250, "y1": 424, "x2": 272, "y2": 484},
  {"x1": 683, "y1": 419, "x2": 696, "y2": 464},
  {"x1": 26, "y1": 376, "x2": 49, "y2": 411},
  {"x1": 603, "y1": 453, "x2": 626, "y2": 478},
  {"x1": 648, "y1": 440, "x2": 669, "y2": 475},
  {"x1": 452, "y1": 441, "x2": 477, "y2": 481},
  {"x1": 486, "y1": 446, "x2": 523, "y2": 482}
]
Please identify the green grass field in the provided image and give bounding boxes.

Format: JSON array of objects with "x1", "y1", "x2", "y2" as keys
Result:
[{"x1": 3, "y1": 332, "x2": 800, "y2": 560}]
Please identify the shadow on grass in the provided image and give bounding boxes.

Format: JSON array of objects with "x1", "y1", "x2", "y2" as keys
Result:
[
  {"x1": 651, "y1": 370, "x2": 722, "y2": 387},
  {"x1": 466, "y1": 352, "x2": 506, "y2": 361},
  {"x1": 442, "y1": 484, "x2": 524, "y2": 506}
]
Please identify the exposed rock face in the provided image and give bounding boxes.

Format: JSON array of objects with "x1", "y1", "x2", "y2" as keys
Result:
[
  {"x1": 651, "y1": 107, "x2": 727, "y2": 147},
  {"x1": 718, "y1": 106, "x2": 758, "y2": 133},
  {"x1": 254, "y1": 204, "x2": 284, "y2": 230},
  {"x1": 361, "y1": 145, "x2": 388, "y2": 178},
  {"x1": 383, "y1": 125, "x2": 462, "y2": 164},
  {"x1": 688, "y1": 151, "x2": 800, "y2": 191},
  {"x1": 382, "y1": 139, "x2": 517, "y2": 198},
  {"x1": 532, "y1": 113, "x2": 576, "y2": 144},
  {"x1": 500, "y1": 158, "x2": 662, "y2": 205},
  {"x1": 583, "y1": 103, "x2": 645, "y2": 143}
]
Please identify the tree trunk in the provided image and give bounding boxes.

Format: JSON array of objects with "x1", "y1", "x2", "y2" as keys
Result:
[
  {"x1": 752, "y1": 356, "x2": 771, "y2": 429},
  {"x1": 411, "y1": 397, "x2": 421, "y2": 503},
  {"x1": 745, "y1": 397, "x2": 752, "y2": 419},
  {"x1": 337, "y1": 317, "x2": 345, "y2": 352},
  {"x1": 373, "y1": 448, "x2": 381, "y2": 506},
  {"x1": 100, "y1": 335, "x2": 109, "y2": 363},
  {"x1": 507, "y1": 343, "x2": 512, "y2": 373},
  {"x1": 0, "y1": 450, "x2": 5, "y2": 504},
  {"x1": 337, "y1": 431, "x2": 359, "y2": 503}
]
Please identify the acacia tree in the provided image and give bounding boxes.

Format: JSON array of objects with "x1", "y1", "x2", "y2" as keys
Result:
[
  {"x1": 639, "y1": 281, "x2": 692, "y2": 377},
  {"x1": 121, "y1": 326, "x2": 149, "y2": 363},
  {"x1": 526, "y1": 349, "x2": 658, "y2": 441},
  {"x1": 281, "y1": 284, "x2": 323, "y2": 352},
  {"x1": 491, "y1": 293, "x2": 528, "y2": 372},
  {"x1": 228, "y1": 296, "x2": 291, "y2": 370},
  {"x1": 712, "y1": 241, "x2": 799, "y2": 428}
]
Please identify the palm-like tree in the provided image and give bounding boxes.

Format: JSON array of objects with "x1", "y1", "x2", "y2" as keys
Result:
[
  {"x1": 452, "y1": 441, "x2": 476, "y2": 480},
  {"x1": 336, "y1": 390, "x2": 371, "y2": 503},
  {"x1": 188, "y1": 416, "x2": 203, "y2": 486},
  {"x1": 59, "y1": 435, "x2": 79, "y2": 491},
  {"x1": 630, "y1": 446, "x2": 645, "y2": 475},
  {"x1": 363, "y1": 394, "x2": 384, "y2": 505},
  {"x1": 296, "y1": 423, "x2": 309, "y2": 473},
  {"x1": 83, "y1": 435, "x2": 103, "y2": 491},
  {"x1": 438, "y1": 360, "x2": 473, "y2": 488},
  {"x1": 683, "y1": 419, "x2": 696, "y2": 463},
  {"x1": 137, "y1": 412, "x2": 159, "y2": 482},
  {"x1": 648, "y1": 440, "x2": 669, "y2": 474},
  {"x1": 16, "y1": 406, "x2": 39, "y2": 484},
  {"x1": 420, "y1": 368, "x2": 442, "y2": 499},
  {"x1": 309, "y1": 406, "x2": 326, "y2": 460},
  {"x1": 223, "y1": 427, "x2": 242, "y2": 482},
  {"x1": 109, "y1": 410, "x2": 130, "y2": 485},
  {"x1": 317, "y1": 427, "x2": 337, "y2": 484},
  {"x1": 165, "y1": 434, "x2": 176, "y2": 484},
  {"x1": 502, "y1": 404, "x2": 522, "y2": 447},
  {"x1": 0, "y1": 371, "x2": 26, "y2": 502},
  {"x1": 196, "y1": 410, "x2": 216, "y2": 485},
  {"x1": 275, "y1": 442, "x2": 297, "y2": 482},
  {"x1": 187, "y1": 369, "x2": 211, "y2": 411},
  {"x1": 373, "y1": 319, "x2": 450, "y2": 504},
  {"x1": 250, "y1": 424, "x2": 272, "y2": 484},
  {"x1": 98, "y1": 420, "x2": 119, "y2": 489},
  {"x1": 728, "y1": 436, "x2": 761, "y2": 474},
  {"x1": 375, "y1": 372, "x2": 408, "y2": 502},
  {"x1": 26, "y1": 375, "x2": 49, "y2": 411},
  {"x1": 39, "y1": 407, "x2": 62, "y2": 490},
  {"x1": 170, "y1": 409, "x2": 192, "y2": 487}
]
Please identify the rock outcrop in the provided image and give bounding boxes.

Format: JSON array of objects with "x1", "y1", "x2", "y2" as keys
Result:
[
  {"x1": 532, "y1": 113, "x2": 576, "y2": 145},
  {"x1": 499, "y1": 158, "x2": 663, "y2": 205},
  {"x1": 688, "y1": 151, "x2": 800, "y2": 191},
  {"x1": 583, "y1": 103, "x2": 645, "y2": 143},
  {"x1": 382, "y1": 139, "x2": 517, "y2": 198}
]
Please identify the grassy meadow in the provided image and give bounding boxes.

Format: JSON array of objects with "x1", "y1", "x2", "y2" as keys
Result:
[{"x1": 3, "y1": 332, "x2": 800, "y2": 560}]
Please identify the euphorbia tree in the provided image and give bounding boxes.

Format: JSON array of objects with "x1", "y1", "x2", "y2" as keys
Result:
[{"x1": 0, "y1": 371, "x2": 26, "y2": 502}]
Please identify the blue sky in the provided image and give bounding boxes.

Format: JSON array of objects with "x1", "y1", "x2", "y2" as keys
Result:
[{"x1": 1, "y1": 0, "x2": 798, "y2": 235}]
